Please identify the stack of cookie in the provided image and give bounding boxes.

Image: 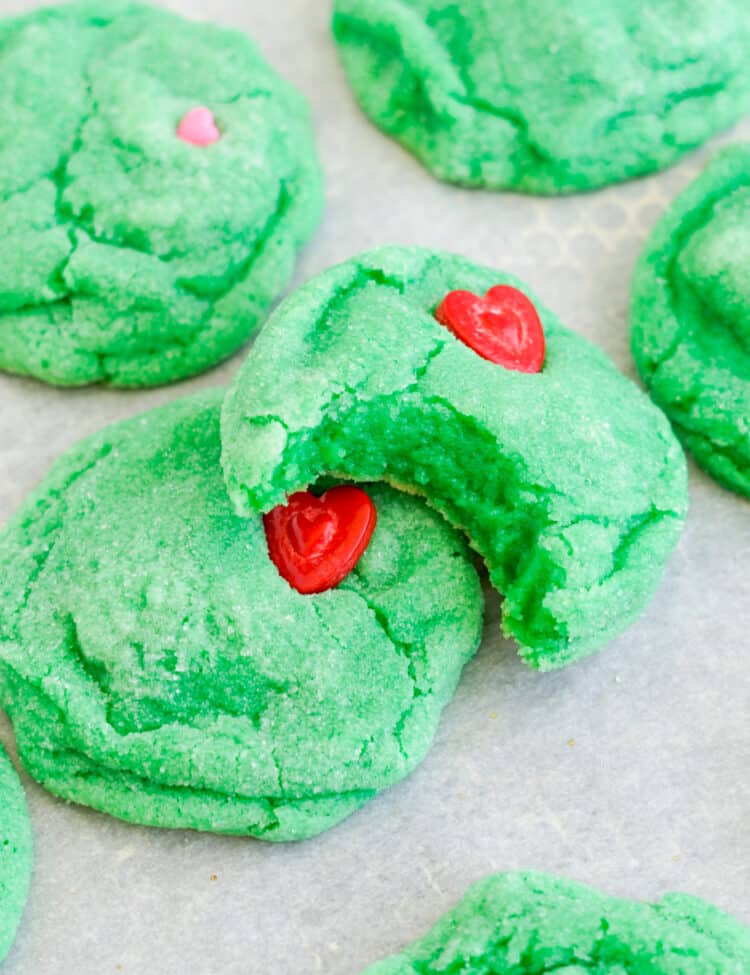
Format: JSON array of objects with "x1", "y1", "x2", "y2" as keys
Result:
[{"x1": 0, "y1": 0, "x2": 748, "y2": 971}]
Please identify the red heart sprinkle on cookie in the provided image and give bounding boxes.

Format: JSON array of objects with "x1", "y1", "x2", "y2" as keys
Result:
[
  {"x1": 177, "y1": 107, "x2": 221, "y2": 147},
  {"x1": 263, "y1": 486, "x2": 377, "y2": 594},
  {"x1": 435, "y1": 286, "x2": 545, "y2": 372}
]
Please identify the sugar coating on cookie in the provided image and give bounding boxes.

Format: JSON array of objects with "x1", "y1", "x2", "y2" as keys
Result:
[
  {"x1": 333, "y1": 0, "x2": 750, "y2": 194},
  {"x1": 0, "y1": 0, "x2": 322, "y2": 387},
  {"x1": 221, "y1": 246, "x2": 688, "y2": 671},
  {"x1": 632, "y1": 145, "x2": 750, "y2": 497},
  {"x1": 0, "y1": 745, "x2": 32, "y2": 966},
  {"x1": 360, "y1": 872, "x2": 750, "y2": 974},
  {"x1": 0, "y1": 392, "x2": 482, "y2": 840}
]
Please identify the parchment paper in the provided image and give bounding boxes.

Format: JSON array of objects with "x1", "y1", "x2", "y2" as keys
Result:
[{"x1": 0, "y1": 2, "x2": 748, "y2": 972}]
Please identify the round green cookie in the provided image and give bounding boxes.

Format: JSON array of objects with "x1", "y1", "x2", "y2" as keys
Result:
[
  {"x1": 332, "y1": 0, "x2": 750, "y2": 194},
  {"x1": 0, "y1": 0, "x2": 322, "y2": 387},
  {"x1": 0, "y1": 744, "x2": 32, "y2": 967},
  {"x1": 632, "y1": 145, "x2": 750, "y2": 497},
  {"x1": 361, "y1": 872, "x2": 750, "y2": 974},
  {"x1": 0, "y1": 392, "x2": 482, "y2": 841},
  {"x1": 221, "y1": 246, "x2": 688, "y2": 671}
]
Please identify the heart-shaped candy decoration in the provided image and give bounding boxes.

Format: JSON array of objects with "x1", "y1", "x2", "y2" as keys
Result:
[
  {"x1": 435, "y1": 285, "x2": 545, "y2": 372},
  {"x1": 177, "y1": 107, "x2": 221, "y2": 147},
  {"x1": 263, "y1": 486, "x2": 377, "y2": 594}
]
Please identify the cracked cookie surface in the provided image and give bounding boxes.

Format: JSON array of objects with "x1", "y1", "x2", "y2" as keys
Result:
[
  {"x1": 0, "y1": 391, "x2": 482, "y2": 840},
  {"x1": 332, "y1": 0, "x2": 750, "y2": 194},
  {"x1": 0, "y1": 744, "x2": 31, "y2": 966},
  {"x1": 631, "y1": 145, "x2": 750, "y2": 497},
  {"x1": 0, "y1": 0, "x2": 322, "y2": 387},
  {"x1": 221, "y1": 246, "x2": 688, "y2": 671},
  {"x1": 360, "y1": 871, "x2": 750, "y2": 974}
]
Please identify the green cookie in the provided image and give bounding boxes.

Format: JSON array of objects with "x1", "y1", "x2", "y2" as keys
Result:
[
  {"x1": 0, "y1": 392, "x2": 482, "y2": 841},
  {"x1": 632, "y1": 145, "x2": 750, "y2": 497},
  {"x1": 332, "y1": 0, "x2": 750, "y2": 194},
  {"x1": 361, "y1": 872, "x2": 750, "y2": 974},
  {"x1": 221, "y1": 247, "x2": 688, "y2": 671},
  {"x1": 0, "y1": 744, "x2": 32, "y2": 967},
  {"x1": 0, "y1": 0, "x2": 322, "y2": 387}
]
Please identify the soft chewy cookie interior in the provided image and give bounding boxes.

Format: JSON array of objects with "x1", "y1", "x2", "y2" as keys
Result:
[{"x1": 222, "y1": 246, "x2": 688, "y2": 670}]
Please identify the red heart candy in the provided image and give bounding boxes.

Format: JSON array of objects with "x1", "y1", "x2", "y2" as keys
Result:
[
  {"x1": 435, "y1": 285, "x2": 545, "y2": 372},
  {"x1": 263, "y1": 486, "x2": 377, "y2": 595}
]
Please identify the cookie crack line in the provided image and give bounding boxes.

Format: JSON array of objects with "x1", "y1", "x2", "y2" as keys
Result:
[
  {"x1": 308, "y1": 592, "x2": 423, "y2": 769},
  {"x1": 659, "y1": 174, "x2": 750, "y2": 370},
  {"x1": 339, "y1": 579, "x2": 427, "y2": 761},
  {"x1": 56, "y1": 613, "x2": 284, "y2": 738},
  {"x1": 178, "y1": 180, "x2": 292, "y2": 303},
  {"x1": 39, "y1": 135, "x2": 294, "y2": 308},
  {"x1": 47, "y1": 61, "x2": 98, "y2": 299},
  {"x1": 674, "y1": 419, "x2": 749, "y2": 476},
  {"x1": 231, "y1": 262, "x2": 425, "y2": 435},
  {"x1": 8, "y1": 646, "x2": 373, "y2": 812},
  {"x1": 451, "y1": 94, "x2": 552, "y2": 167},
  {"x1": 24, "y1": 732, "x2": 375, "y2": 815}
]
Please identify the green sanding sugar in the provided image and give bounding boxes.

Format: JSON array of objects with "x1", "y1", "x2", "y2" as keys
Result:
[
  {"x1": 333, "y1": 0, "x2": 750, "y2": 194},
  {"x1": 0, "y1": 391, "x2": 482, "y2": 840},
  {"x1": 0, "y1": 744, "x2": 32, "y2": 966},
  {"x1": 0, "y1": 0, "x2": 322, "y2": 387},
  {"x1": 632, "y1": 144, "x2": 750, "y2": 497},
  {"x1": 360, "y1": 872, "x2": 750, "y2": 974},
  {"x1": 221, "y1": 246, "x2": 688, "y2": 671}
]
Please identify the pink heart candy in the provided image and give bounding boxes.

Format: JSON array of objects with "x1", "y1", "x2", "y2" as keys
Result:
[{"x1": 177, "y1": 107, "x2": 221, "y2": 147}]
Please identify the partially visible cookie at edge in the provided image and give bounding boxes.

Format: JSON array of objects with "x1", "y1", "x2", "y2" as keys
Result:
[
  {"x1": 632, "y1": 144, "x2": 750, "y2": 497},
  {"x1": 0, "y1": 743, "x2": 32, "y2": 967},
  {"x1": 360, "y1": 871, "x2": 750, "y2": 974},
  {"x1": 333, "y1": 0, "x2": 750, "y2": 194}
]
